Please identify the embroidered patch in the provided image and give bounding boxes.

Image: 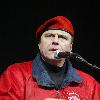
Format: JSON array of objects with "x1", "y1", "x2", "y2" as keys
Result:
[
  {"x1": 45, "y1": 98, "x2": 65, "y2": 100},
  {"x1": 67, "y1": 92, "x2": 80, "y2": 100}
]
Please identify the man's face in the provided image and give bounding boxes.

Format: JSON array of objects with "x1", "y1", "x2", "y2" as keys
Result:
[{"x1": 38, "y1": 30, "x2": 73, "y2": 60}]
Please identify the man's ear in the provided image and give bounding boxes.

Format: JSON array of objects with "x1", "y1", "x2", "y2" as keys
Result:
[
  {"x1": 70, "y1": 43, "x2": 73, "y2": 52},
  {"x1": 38, "y1": 43, "x2": 40, "y2": 50}
]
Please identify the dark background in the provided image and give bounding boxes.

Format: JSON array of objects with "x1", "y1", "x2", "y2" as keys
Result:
[{"x1": 0, "y1": 0, "x2": 100, "y2": 83}]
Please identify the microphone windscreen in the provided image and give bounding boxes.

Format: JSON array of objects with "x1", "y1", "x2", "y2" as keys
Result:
[{"x1": 54, "y1": 50, "x2": 70, "y2": 59}]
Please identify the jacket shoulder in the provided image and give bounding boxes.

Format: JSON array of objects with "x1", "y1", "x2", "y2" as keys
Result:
[
  {"x1": 0, "y1": 61, "x2": 33, "y2": 80},
  {"x1": 76, "y1": 69, "x2": 99, "y2": 85},
  {"x1": 8, "y1": 61, "x2": 32, "y2": 75}
]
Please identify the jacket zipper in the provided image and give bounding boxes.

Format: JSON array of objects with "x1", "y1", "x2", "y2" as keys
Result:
[{"x1": 56, "y1": 90, "x2": 60, "y2": 100}]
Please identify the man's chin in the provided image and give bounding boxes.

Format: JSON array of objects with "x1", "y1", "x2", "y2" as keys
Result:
[
  {"x1": 47, "y1": 57, "x2": 62, "y2": 61},
  {"x1": 43, "y1": 54, "x2": 62, "y2": 62}
]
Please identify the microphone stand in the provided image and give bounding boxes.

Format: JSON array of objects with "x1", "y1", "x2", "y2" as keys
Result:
[{"x1": 69, "y1": 53, "x2": 100, "y2": 72}]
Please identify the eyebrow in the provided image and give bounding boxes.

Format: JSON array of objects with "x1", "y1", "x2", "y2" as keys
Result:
[
  {"x1": 44, "y1": 32, "x2": 67, "y2": 36},
  {"x1": 44, "y1": 33, "x2": 53, "y2": 36}
]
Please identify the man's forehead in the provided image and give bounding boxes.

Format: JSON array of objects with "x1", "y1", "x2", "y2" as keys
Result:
[{"x1": 42, "y1": 30, "x2": 71, "y2": 36}]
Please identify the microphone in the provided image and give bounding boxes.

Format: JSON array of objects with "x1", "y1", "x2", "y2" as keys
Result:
[
  {"x1": 54, "y1": 50, "x2": 71, "y2": 59},
  {"x1": 54, "y1": 50, "x2": 100, "y2": 71},
  {"x1": 54, "y1": 50, "x2": 78, "y2": 59}
]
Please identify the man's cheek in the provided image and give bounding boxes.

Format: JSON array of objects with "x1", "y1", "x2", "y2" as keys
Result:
[{"x1": 62, "y1": 46, "x2": 70, "y2": 52}]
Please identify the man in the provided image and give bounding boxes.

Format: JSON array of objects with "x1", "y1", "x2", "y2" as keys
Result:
[{"x1": 0, "y1": 16, "x2": 100, "y2": 100}]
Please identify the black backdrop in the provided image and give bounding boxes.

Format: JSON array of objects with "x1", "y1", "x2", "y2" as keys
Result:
[{"x1": 0, "y1": 0, "x2": 100, "y2": 83}]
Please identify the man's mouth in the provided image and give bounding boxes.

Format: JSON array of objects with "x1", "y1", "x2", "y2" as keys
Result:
[{"x1": 49, "y1": 48, "x2": 58, "y2": 51}]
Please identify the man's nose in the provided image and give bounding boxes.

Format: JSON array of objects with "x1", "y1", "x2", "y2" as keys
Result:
[{"x1": 52, "y1": 35, "x2": 59, "y2": 45}]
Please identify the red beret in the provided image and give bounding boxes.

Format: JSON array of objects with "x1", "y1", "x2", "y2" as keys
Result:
[{"x1": 36, "y1": 16, "x2": 74, "y2": 39}]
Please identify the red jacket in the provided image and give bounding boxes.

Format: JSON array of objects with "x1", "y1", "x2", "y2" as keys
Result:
[{"x1": 0, "y1": 54, "x2": 100, "y2": 100}]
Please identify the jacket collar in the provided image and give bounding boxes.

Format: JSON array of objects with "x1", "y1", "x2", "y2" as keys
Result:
[{"x1": 32, "y1": 53, "x2": 83, "y2": 88}]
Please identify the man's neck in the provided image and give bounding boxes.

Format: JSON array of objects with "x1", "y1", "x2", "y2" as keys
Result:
[{"x1": 41, "y1": 56, "x2": 65, "y2": 67}]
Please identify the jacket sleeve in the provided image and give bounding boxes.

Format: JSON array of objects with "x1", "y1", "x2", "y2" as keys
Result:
[
  {"x1": 0, "y1": 65, "x2": 25, "y2": 100},
  {"x1": 92, "y1": 80, "x2": 100, "y2": 100}
]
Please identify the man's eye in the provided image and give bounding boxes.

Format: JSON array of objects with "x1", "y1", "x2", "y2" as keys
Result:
[
  {"x1": 45, "y1": 34, "x2": 54, "y2": 37},
  {"x1": 59, "y1": 35, "x2": 68, "y2": 40}
]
